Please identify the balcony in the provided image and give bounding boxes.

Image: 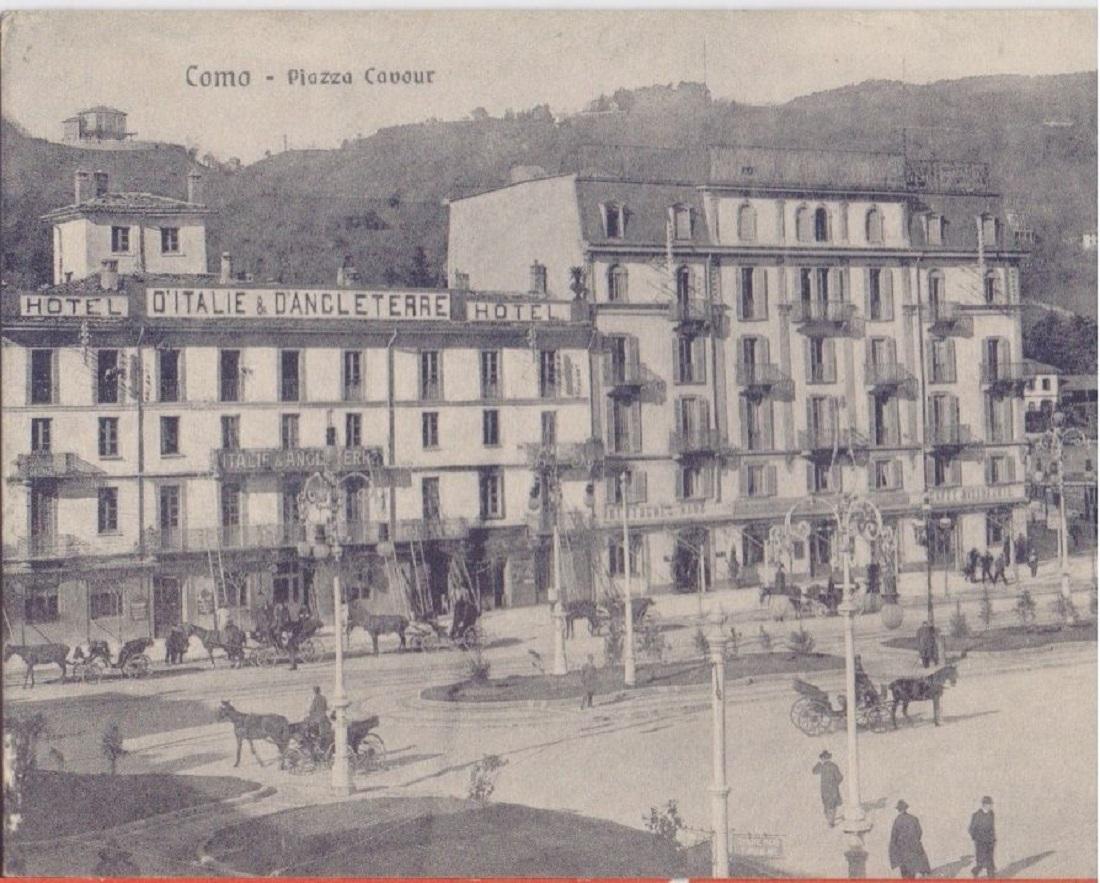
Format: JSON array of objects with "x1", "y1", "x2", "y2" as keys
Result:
[
  {"x1": 799, "y1": 426, "x2": 869, "y2": 454},
  {"x1": 13, "y1": 452, "x2": 102, "y2": 482},
  {"x1": 865, "y1": 362, "x2": 917, "y2": 396},
  {"x1": 926, "y1": 423, "x2": 978, "y2": 449},
  {"x1": 927, "y1": 302, "x2": 973, "y2": 338},
  {"x1": 149, "y1": 523, "x2": 305, "y2": 553},
  {"x1": 5, "y1": 534, "x2": 88, "y2": 561},
  {"x1": 395, "y1": 517, "x2": 470, "y2": 543},
  {"x1": 735, "y1": 362, "x2": 793, "y2": 397},
  {"x1": 668, "y1": 298, "x2": 722, "y2": 331},
  {"x1": 669, "y1": 427, "x2": 730, "y2": 458},
  {"x1": 603, "y1": 359, "x2": 645, "y2": 396},
  {"x1": 981, "y1": 360, "x2": 1038, "y2": 394},
  {"x1": 790, "y1": 301, "x2": 863, "y2": 337},
  {"x1": 523, "y1": 439, "x2": 605, "y2": 473}
]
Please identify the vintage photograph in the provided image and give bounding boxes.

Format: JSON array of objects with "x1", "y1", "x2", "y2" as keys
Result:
[{"x1": 1, "y1": 9, "x2": 1096, "y2": 878}]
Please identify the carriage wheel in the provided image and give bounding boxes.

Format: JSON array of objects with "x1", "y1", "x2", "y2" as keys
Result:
[
  {"x1": 792, "y1": 698, "x2": 833, "y2": 736},
  {"x1": 81, "y1": 660, "x2": 106, "y2": 684},
  {"x1": 420, "y1": 631, "x2": 441, "y2": 653},
  {"x1": 865, "y1": 704, "x2": 890, "y2": 733},
  {"x1": 356, "y1": 733, "x2": 387, "y2": 772},
  {"x1": 324, "y1": 741, "x2": 357, "y2": 771},
  {"x1": 459, "y1": 626, "x2": 480, "y2": 650},
  {"x1": 300, "y1": 638, "x2": 320, "y2": 664},
  {"x1": 257, "y1": 647, "x2": 278, "y2": 669},
  {"x1": 284, "y1": 744, "x2": 315, "y2": 775},
  {"x1": 123, "y1": 654, "x2": 151, "y2": 679}
]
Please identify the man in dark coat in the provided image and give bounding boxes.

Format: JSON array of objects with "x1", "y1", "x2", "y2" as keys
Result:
[
  {"x1": 274, "y1": 601, "x2": 291, "y2": 648},
  {"x1": 889, "y1": 800, "x2": 931, "y2": 878},
  {"x1": 968, "y1": 796, "x2": 996, "y2": 878},
  {"x1": 992, "y1": 554, "x2": 1009, "y2": 586},
  {"x1": 916, "y1": 620, "x2": 938, "y2": 669},
  {"x1": 980, "y1": 552, "x2": 994, "y2": 585},
  {"x1": 966, "y1": 548, "x2": 980, "y2": 583},
  {"x1": 1028, "y1": 547, "x2": 1039, "y2": 578},
  {"x1": 812, "y1": 749, "x2": 843, "y2": 827},
  {"x1": 579, "y1": 654, "x2": 598, "y2": 710},
  {"x1": 775, "y1": 563, "x2": 787, "y2": 596}
]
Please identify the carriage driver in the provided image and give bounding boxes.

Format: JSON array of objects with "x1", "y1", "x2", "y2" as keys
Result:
[
  {"x1": 306, "y1": 686, "x2": 332, "y2": 744},
  {"x1": 854, "y1": 654, "x2": 878, "y2": 706}
]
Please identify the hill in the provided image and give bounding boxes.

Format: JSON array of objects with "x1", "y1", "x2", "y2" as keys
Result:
[{"x1": 2, "y1": 74, "x2": 1096, "y2": 316}]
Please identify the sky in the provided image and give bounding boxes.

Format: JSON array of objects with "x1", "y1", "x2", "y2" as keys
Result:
[{"x1": 1, "y1": 9, "x2": 1096, "y2": 162}]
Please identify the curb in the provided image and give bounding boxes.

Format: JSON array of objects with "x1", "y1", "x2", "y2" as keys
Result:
[{"x1": 12, "y1": 784, "x2": 277, "y2": 850}]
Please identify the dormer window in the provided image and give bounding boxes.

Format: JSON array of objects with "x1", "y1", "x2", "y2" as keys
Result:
[
  {"x1": 737, "y1": 203, "x2": 757, "y2": 242},
  {"x1": 671, "y1": 204, "x2": 693, "y2": 240},
  {"x1": 927, "y1": 214, "x2": 945, "y2": 246},
  {"x1": 111, "y1": 226, "x2": 130, "y2": 253},
  {"x1": 981, "y1": 214, "x2": 998, "y2": 248},
  {"x1": 814, "y1": 207, "x2": 829, "y2": 242},
  {"x1": 603, "y1": 203, "x2": 624, "y2": 239},
  {"x1": 865, "y1": 206, "x2": 884, "y2": 244}
]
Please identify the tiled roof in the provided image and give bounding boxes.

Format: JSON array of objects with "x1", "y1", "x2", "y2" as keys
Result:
[
  {"x1": 574, "y1": 178, "x2": 710, "y2": 247},
  {"x1": 42, "y1": 193, "x2": 208, "y2": 220},
  {"x1": 907, "y1": 194, "x2": 1010, "y2": 251},
  {"x1": 80, "y1": 105, "x2": 127, "y2": 115}
]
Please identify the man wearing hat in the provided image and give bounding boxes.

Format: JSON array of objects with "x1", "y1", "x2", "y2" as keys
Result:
[
  {"x1": 968, "y1": 796, "x2": 996, "y2": 877},
  {"x1": 812, "y1": 750, "x2": 843, "y2": 827},
  {"x1": 889, "y1": 800, "x2": 931, "y2": 878}
]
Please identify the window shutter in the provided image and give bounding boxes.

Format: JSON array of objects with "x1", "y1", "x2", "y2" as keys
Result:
[
  {"x1": 924, "y1": 455, "x2": 934, "y2": 487},
  {"x1": 630, "y1": 401, "x2": 642, "y2": 452},
  {"x1": 702, "y1": 464, "x2": 715, "y2": 499},
  {"x1": 950, "y1": 395, "x2": 961, "y2": 432},
  {"x1": 831, "y1": 463, "x2": 842, "y2": 492},
  {"x1": 563, "y1": 355, "x2": 575, "y2": 396},
  {"x1": 754, "y1": 267, "x2": 768, "y2": 318},
  {"x1": 864, "y1": 268, "x2": 872, "y2": 318},
  {"x1": 826, "y1": 339, "x2": 837, "y2": 383},
  {"x1": 945, "y1": 339, "x2": 957, "y2": 383},
  {"x1": 765, "y1": 464, "x2": 777, "y2": 496},
  {"x1": 886, "y1": 338, "x2": 897, "y2": 366},
  {"x1": 763, "y1": 401, "x2": 775, "y2": 448},
  {"x1": 760, "y1": 337, "x2": 771, "y2": 365},
  {"x1": 25, "y1": 350, "x2": 32, "y2": 406},
  {"x1": 626, "y1": 336, "x2": 640, "y2": 375},
  {"x1": 699, "y1": 398, "x2": 710, "y2": 432},
  {"x1": 828, "y1": 397, "x2": 839, "y2": 435},
  {"x1": 605, "y1": 399, "x2": 616, "y2": 450},
  {"x1": 739, "y1": 397, "x2": 749, "y2": 448},
  {"x1": 1008, "y1": 268, "x2": 1020, "y2": 304},
  {"x1": 881, "y1": 268, "x2": 894, "y2": 320},
  {"x1": 828, "y1": 268, "x2": 840, "y2": 302},
  {"x1": 693, "y1": 337, "x2": 707, "y2": 383},
  {"x1": 892, "y1": 460, "x2": 903, "y2": 489},
  {"x1": 925, "y1": 340, "x2": 934, "y2": 383},
  {"x1": 672, "y1": 339, "x2": 683, "y2": 384},
  {"x1": 606, "y1": 474, "x2": 617, "y2": 503},
  {"x1": 803, "y1": 338, "x2": 813, "y2": 383},
  {"x1": 675, "y1": 468, "x2": 685, "y2": 500},
  {"x1": 951, "y1": 458, "x2": 962, "y2": 485},
  {"x1": 735, "y1": 269, "x2": 745, "y2": 320},
  {"x1": 985, "y1": 457, "x2": 993, "y2": 485},
  {"x1": 1006, "y1": 456, "x2": 1016, "y2": 482}
]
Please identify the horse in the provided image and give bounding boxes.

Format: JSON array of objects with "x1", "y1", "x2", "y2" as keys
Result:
[
  {"x1": 606, "y1": 596, "x2": 654, "y2": 627},
  {"x1": 216, "y1": 700, "x2": 291, "y2": 768},
  {"x1": 888, "y1": 657, "x2": 965, "y2": 728},
  {"x1": 564, "y1": 600, "x2": 600, "y2": 638},
  {"x1": 185, "y1": 623, "x2": 244, "y2": 669},
  {"x1": 3, "y1": 643, "x2": 69, "y2": 688},
  {"x1": 759, "y1": 583, "x2": 802, "y2": 621},
  {"x1": 450, "y1": 597, "x2": 480, "y2": 641},
  {"x1": 346, "y1": 603, "x2": 408, "y2": 655}
]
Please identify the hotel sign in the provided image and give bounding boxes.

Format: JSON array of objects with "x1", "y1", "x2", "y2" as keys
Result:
[
  {"x1": 20, "y1": 295, "x2": 129, "y2": 318},
  {"x1": 466, "y1": 300, "x2": 574, "y2": 323},
  {"x1": 603, "y1": 499, "x2": 727, "y2": 526},
  {"x1": 148, "y1": 288, "x2": 451, "y2": 320},
  {"x1": 928, "y1": 483, "x2": 1026, "y2": 507},
  {"x1": 213, "y1": 446, "x2": 385, "y2": 476}
]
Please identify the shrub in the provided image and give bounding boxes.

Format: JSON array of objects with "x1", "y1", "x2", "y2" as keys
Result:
[
  {"x1": 643, "y1": 800, "x2": 684, "y2": 849},
  {"x1": 3, "y1": 714, "x2": 48, "y2": 836},
  {"x1": 467, "y1": 753, "x2": 507, "y2": 801},
  {"x1": 758, "y1": 625, "x2": 773, "y2": 653},
  {"x1": 1050, "y1": 593, "x2": 1080, "y2": 626},
  {"x1": 727, "y1": 627, "x2": 741, "y2": 658},
  {"x1": 786, "y1": 628, "x2": 815, "y2": 655},
  {"x1": 693, "y1": 627, "x2": 709, "y2": 657},
  {"x1": 638, "y1": 622, "x2": 669, "y2": 662},
  {"x1": 949, "y1": 600, "x2": 971, "y2": 638},
  {"x1": 465, "y1": 647, "x2": 491, "y2": 682},
  {"x1": 101, "y1": 722, "x2": 128, "y2": 775},
  {"x1": 978, "y1": 588, "x2": 994, "y2": 630},
  {"x1": 603, "y1": 619, "x2": 624, "y2": 666},
  {"x1": 1014, "y1": 590, "x2": 1037, "y2": 627}
]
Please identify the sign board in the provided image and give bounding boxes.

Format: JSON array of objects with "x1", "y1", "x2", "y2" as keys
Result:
[
  {"x1": 212, "y1": 446, "x2": 411, "y2": 486},
  {"x1": 20, "y1": 295, "x2": 129, "y2": 318},
  {"x1": 603, "y1": 499, "x2": 726, "y2": 526},
  {"x1": 147, "y1": 288, "x2": 450, "y2": 321},
  {"x1": 466, "y1": 300, "x2": 574, "y2": 323}
]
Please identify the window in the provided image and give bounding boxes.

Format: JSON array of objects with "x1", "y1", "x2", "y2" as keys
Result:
[
  {"x1": 480, "y1": 350, "x2": 501, "y2": 399},
  {"x1": 29, "y1": 487, "x2": 56, "y2": 543},
  {"x1": 422, "y1": 412, "x2": 439, "y2": 449},
  {"x1": 981, "y1": 215, "x2": 998, "y2": 247},
  {"x1": 609, "y1": 534, "x2": 644, "y2": 577},
  {"x1": 744, "y1": 463, "x2": 776, "y2": 497},
  {"x1": 160, "y1": 227, "x2": 179, "y2": 254},
  {"x1": 422, "y1": 477, "x2": 441, "y2": 521},
  {"x1": 482, "y1": 409, "x2": 500, "y2": 446},
  {"x1": 807, "y1": 337, "x2": 836, "y2": 384},
  {"x1": 677, "y1": 463, "x2": 713, "y2": 500},
  {"x1": 279, "y1": 350, "x2": 301, "y2": 402},
  {"x1": 221, "y1": 415, "x2": 240, "y2": 451},
  {"x1": 541, "y1": 411, "x2": 557, "y2": 447},
  {"x1": 741, "y1": 397, "x2": 772, "y2": 451},
  {"x1": 985, "y1": 510, "x2": 1010, "y2": 547},
  {"x1": 98, "y1": 416, "x2": 119, "y2": 457},
  {"x1": 453, "y1": 271, "x2": 470, "y2": 290},
  {"x1": 737, "y1": 203, "x2": 757, "y2": 241},
  {"x1": 986, "y1": 455, "x2": 1017, "y2": 485},
  {"x1": 159, "y1": 485, "x2": 181, "y2": 536},
  {"x1": 795, "y1": 205, "x2": 813, "y2": 242},
  {"x1": 927, "y1": 215, "x2": 945, "y2": 245},
  {"x1": 672, "y1": 205, "x2": 693, "y2": 240},
  {"x1": 342, "y1": 351, "x2": 363, "y2": 401},
  {"x1": 675, "y1": 335, "x2": 706, "y2": 384},
  {"x1": 30, "y1": 349, "x2": 54, "y2": 404},
  {"x1": 220, "y1": 483, "x2": 242, "y2": 527},
  {"x1": 866, "y1": 268, "x2": 894, "y2": 321},
  {"x1": 479, "y1": 469, "x2": 504, "y2": 519},
  {"x1": 24, "y1": 584, "x2": 59, "y2": 623},
  {"x1": 603, "y1": 203, "x2": 623, "y2": 239},
  {"x1": 111, "y1": 226, "x2": 130, "y2": 253},
  {"x1": 90, "y1": 589, "x2": 122, "y2": 620},
  {"x1": 539, "y1": 350, "x2": 558, "y2": 398},
  {"x1": 280, "y1": 414, "x2": 299, "y2": 450},
  {"x1": 676, "y1": 396, "x2": 710, "y2": 437},
  {"x1": 608, "y1": 399, "x2": 641, "y2": 454},
  {"x1": 160, "y1": 416, "x2": 180, "y2": 455},
  {"x1": 219, "y1": 350, "x2": 241, "y2": 402},
  {"x1": 530, "y1": 262, "x2": 547, "y2": 294},
  {"x1": 983, "y1": 271, "x2": 998, "y2": 305},
  {"x1": 420, "y1": 351, "x2": 442, "y2": 400},
  {"x1": 281, "y1": 479, "x2": 301, "y2": 527},
  {"x1": 985, "y1": 395, "x2": 1013, "y2": 444},
  {"x1": 872, "y1": 460, "x2": 903, "y2": 491},
  {"x1": 97, "y1": 487, "x2": 118, "y2": 533},
  {"x1": 927, "y1": 271, "x2": 946, "y2": 317},
  {"x1": 810, "y1": 462, "x2": 842, "y2": 494},
  {"x1": 158, "y1": 348, "x2": 181, "y2": 402},
  {"x1": 96, "y1": 349, "x2": 120, "y2": 404},
  {"x1": 929, "y1": 339, "x2": 956, "y2": 384},
  {"x1": 608, "y1": 264, "x2": 628, "y2": 302},
  {"x1": 609, "y1": 468, "x2": 647, "y2": 505},
  {"x1": 865, "y1": 207, "x2": 884, "y2": 243},
  {"x1": 31, "y1": 418, "x2": 51, "y2": 453},
  {"x1": 739, "y1": 267, "x2": 768, "y2": 320},
  {"x1": 346, "y1": 413, "x2": 362, "y2": 447},
  {"x1": 675, "y1": 266, "x2": 694, "y2": 303},
  {"x1": 814, "y1": 207, "x2": 829, "y2": 242}
]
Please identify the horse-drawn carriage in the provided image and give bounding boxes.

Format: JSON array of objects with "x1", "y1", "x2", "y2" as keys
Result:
[
  {"x1": 405, "y1": 597, "x2": 482, "y2": 652},
  {"x1": 72, "y1": 638, "x2": 154, "y2": 683},
  {"x1": 563, "y1": 596, "x2": 658, "y2": 638},
  {"x1": 245, "y1": 618, "x2": 326, "y2": 668},
  {"x1": 283, "y1": 714, "x2": 387, "y2": 775},
  {"x1": 760, "y1": 583, "x2": 840, "y2": 621},
  {"x1": 789, "y1": 677, "x2": 890, "y2": 735}
]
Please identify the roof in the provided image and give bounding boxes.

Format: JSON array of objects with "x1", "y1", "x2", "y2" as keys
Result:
[
  {"x1": 907, "y1": 193, "x2": 1011, "y2": 252},
  {"x1": 1027, "y1": 360, "x2": 1060, "y2": 376},
  {"x1": 1061, "y1": 374, "x2": 1098, "y2": 392},
  {"x1": 42, "y1": 192, "x2": 209, "y2": 221},
  {"x1": 80, "y1": 106, "x2": 127, "y2": 115},
  {"x1": 574, "y1": 178, "x2": 710, "y2": 247}
]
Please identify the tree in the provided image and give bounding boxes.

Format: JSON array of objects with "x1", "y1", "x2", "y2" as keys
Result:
[
  {"x1": 406, "y1": 246, "x2": 437, "y2": 288},
  {"x1": 1024, "y1": 311, "x2": 1097, "y2": 374},
  {"x1": 101, "y1": 722, "x2": 127, "y2": 775}
]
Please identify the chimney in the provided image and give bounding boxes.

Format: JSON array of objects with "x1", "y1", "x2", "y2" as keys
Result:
[
  {"x1": 220, "y1": 253, "x2": 233, "y2": 284},
  {"x1": 99, "y1": 259, "x2": 119, "y2": 291},
  {"x1": 93, "y1": 170, "x2": 109, "y2": 198},
  {"x1": 337, "y1": 255, "x2": 358, "y2": 287},
  {"x1": 74, "y1": 169, "x2": 91, "y2": 204},
  {"x1": 187, "y1": 171, "x2": 202, "y2": 204},
  {"x1": 529, "y1": 260, "x2": 547, "y2": 295}
]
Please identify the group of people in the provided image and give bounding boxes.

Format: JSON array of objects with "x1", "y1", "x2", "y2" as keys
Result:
[
  {"x1": 813, "y1": 751, "x2": 998, "y2": 878},
  {"x1": 254, "y1": 594, "x2": 315, "y2": 670},
  {"x1": 964, "y1": 534, "x2": 1040, "y2": 586}
]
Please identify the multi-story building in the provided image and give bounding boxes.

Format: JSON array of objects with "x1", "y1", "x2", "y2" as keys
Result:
[{"x1": 449, "y1": 146, "x2": 1034, "y2": 593}]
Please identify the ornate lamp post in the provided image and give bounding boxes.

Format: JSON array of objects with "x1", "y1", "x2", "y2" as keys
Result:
[
  {"x1": 1036, "y1": 411, "x2": 1087, "y2": 600},
  {"x1": 529, "y1": 450, "x2": 568, "y2": 677},
  {"x1": 619, "y1": 472, "x2": 637, "y2": 687},
  {"x1": 776, "y1": 491, "x2": 890, "y2": 878},
  {"x1": 704, "y1": 608, "x2": 729, "y2": 878}
]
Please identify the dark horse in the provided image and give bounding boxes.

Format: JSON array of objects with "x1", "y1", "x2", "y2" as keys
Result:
[
  {"x1": 606, "y1": 596, "x2": 655, "y2": 627},
  {"x1": 346, "y1": 602, "x2": 408, "y2": 655},
  {"x1": 3, "y1": 643, "x2": 69, "y2": 688},
  {"x1": 186, "y1": 623, "x2": 245, "y2": 669},
  {"x1": 888, "y1": 658, "x2": 964, "y2": 728},
  {"x1": 216, "y1": 700, "x2": 291, "y2": 768},
  {"x1": 564, "y1": 600, "x2": 600, "y2": 638}
]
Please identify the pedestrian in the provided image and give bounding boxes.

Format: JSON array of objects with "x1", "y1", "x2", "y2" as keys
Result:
[
  {"x1": 992, "y1": 554, "x2": 1009, "y2": 586},
  {"x1": 854, "y1": 654, "x2": 877, "y2": 707},
  {"x1": 889, "y1": 800, "x2": 931, "y2": 878},
  {"x1": 968, "y1": 548, "x2": 981, "y2": 584},
  {"x1": 1002, "y1": 536, "x2": 1012, "y2": 571},
  {"x1": 580, "y1": 654, "x2": 597, "y2": 709},
  {"x1": 868, "y1": 562, "x2": 881, "y2": 596},
  {"x1": 812, "y1": 749, "x2": 843, "y2": 827},
  {"x1": 274, "y1": 600, "x2": 290, "y2": 648},
  {"x1": 1014, "y1": 533, "x2": 1028, "y2": 565},
  {"x1": 980, "y1": 551, "x2": 994, "y2": 585},
  {"x1": 775, "y1": 562, "x2": 787, "y2": 596},
  {"x1": 728, "y1": 545, "x2": 740, "y2": 586},
  {"x1": 968, "y1": 796, "x2": 996, "y2": 878},
  {"x1": 306, "y1": 685, "x2": 329, "y2": 742},
  {"x1": 916, "y1": 620, "x2": 938, "y2": 669},
  {"x1": 827, "y1": 575, "x2": 839, "y2": 614},
  {"x1": 1028, "y1": 547, "x2": 1039, "y2": 578}
]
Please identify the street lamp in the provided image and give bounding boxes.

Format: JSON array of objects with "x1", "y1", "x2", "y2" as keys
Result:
[
  {"x1": 704, "y1": 608, "x2": 730, "y2": 879},
  {"x1": 619, "y1": 471, "x2": 637, "y2": 688},
  {"x1": 529, "y1": 455, "x2": 568, "y2": 677},
  {"x1": 777, "y1": 490, "x2": 887, "y2": 877},
  {"x1": 1037, "y1": 411, "x2": 1087, "y2": 600},
  {"x1": 297, "y1": 466, "x2": 378, "y2": 796}
]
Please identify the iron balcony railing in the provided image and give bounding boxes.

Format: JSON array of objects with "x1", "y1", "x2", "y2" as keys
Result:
[
  {"x1": 668, "y1": 298, "x2": 721, "y2": 328},
  {"x1": 980, "y1": 360, "x2": 1038, "y2": 388},
  {"x1": 735, "y1": 362, "x2": 790, "y2": 390},
  {"x1": 669, "y1": 427, "x2": 728, "y2": 457},
  {"x1": 13, "y1": 452, "x2": 102, "y2": 481},
  {"x1": 926, "y1": 423, "x2": 976, "y2": 448},
  {"x1": 928, "y1": 302, "x2": 973, "y2": 337},
  {"x1": 865, "y1": 362, "x2": 916, "y2": 392},
  {"x1": 798, "y1": 426, "x2": 868, "y2": 452},
  {"x1": 790, "y1": 301, "x2": 862, "y2": 337},
  {"x1": 602, "y1": 358, "x2": 645, "y2": 391},
  {"x1": 395, "y1": 517, "x2": 470, "y2": 542}
]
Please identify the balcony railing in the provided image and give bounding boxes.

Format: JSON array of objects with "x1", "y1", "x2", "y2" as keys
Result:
[
  {"x1": 735, "y1": 362, "x2": 790, "y2": 391},
  {"x1": 928, "y1": 302, "x2": 973, "y2": 337},
  {"x1": 799, "y1": 426, "x2": 868, "y2": 452},
  {"x1": 13, "y1": 452, "x2": 102, "y2": 481},
  {"x1": 926, "y1": 423, "x2": 977, "y2": 448},
  {"x1": 865, "y1": 362, "x2": 916, "y2": 393},
  {"x1": 980, "y1": 360, "x2": 1038, "y2": 390},
  {"x1": 668, "y1": 298, "x2": 721, "y2": 329},
  {"x1": 395, "y1": 517, "x2": 470, "y2": 542},
  {"x1": 5, "y1": 533, "x2": 89, "y2": 560},
  {"x1": 603, "y1": 359, "x2": 645, "y2": 393},
  {"x1": 523, "y1": 439, "x2": 605, "y2": 470},
  {"x1": 669, "y1": 427, "x2": 728, "y2": 457},
  {"x1": 790, "y1": 301, "x2": 862, "y2": 337}
]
